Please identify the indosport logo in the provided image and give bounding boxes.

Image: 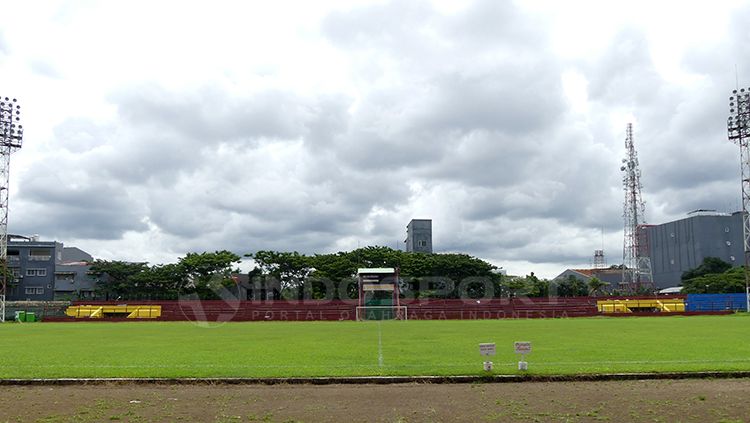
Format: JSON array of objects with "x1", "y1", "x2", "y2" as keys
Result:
[{"x1": 177, "y1": 274, "x2": 242, "y2": 328}]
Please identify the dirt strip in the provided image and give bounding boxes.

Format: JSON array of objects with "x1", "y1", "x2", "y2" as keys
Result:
[
  {"x1": 3, "y1": 370, "x2": 750, "y2": 386},
  {"x1": 2, "y1": 378, "x2": 750, "y2": 422}
]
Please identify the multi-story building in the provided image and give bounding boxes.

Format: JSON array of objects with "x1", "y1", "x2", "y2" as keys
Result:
[
  {"x1": 4, "y1": 235, "x2": 96, "y2": 301},
  {"x1": 405, "y1": 219, "x2": 433, "y2": 253},
  {"x1": 6, "y1": 235, "x2": 56, "y2": 301},
  {"x1": 644, "y1": 210, "x2": 744, "y2": 287}
]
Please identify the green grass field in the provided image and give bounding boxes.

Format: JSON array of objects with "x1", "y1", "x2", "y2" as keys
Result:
[{"x1": 1, "y1": 315, "x2": 749, "y2": 378}]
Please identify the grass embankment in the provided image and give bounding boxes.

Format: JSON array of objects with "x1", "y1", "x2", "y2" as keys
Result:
[{"x1": 1, "y1": 315, "x2": 748, "y2": 378}]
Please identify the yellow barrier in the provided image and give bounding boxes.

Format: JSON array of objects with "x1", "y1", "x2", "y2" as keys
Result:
[
  {"x1": 65, "y1": 305, "x2": 161, "y2": 319},
  {"x1": 596, "y1": 299, "x2": 685, "y2": 313}
]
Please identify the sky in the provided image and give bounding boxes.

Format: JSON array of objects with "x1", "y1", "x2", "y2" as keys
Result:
[{"x1": 0, "y1": 0, "x2": 748, "y2": 278}]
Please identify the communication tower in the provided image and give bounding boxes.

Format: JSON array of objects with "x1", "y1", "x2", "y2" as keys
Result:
[
  {"x1": 621, "y1": 123, "x2": 654, "y2": 292},
  {"x1": 0, "y1": 97, "x2": 23, "y2": 322},
  {"x1": 728, "y1": 87, "x2": 750, "y2": 311},
  {"x1": 593, "y1": 249, "x2": 605, "y2": 269}
]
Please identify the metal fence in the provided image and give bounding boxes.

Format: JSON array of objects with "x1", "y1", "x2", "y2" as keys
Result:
[
  {"x1": 2, "y1": 301, "x2": 70, "y2": 321},
  {"x1": 686, "y1": 294, "x2": 748, "y2": 312}
]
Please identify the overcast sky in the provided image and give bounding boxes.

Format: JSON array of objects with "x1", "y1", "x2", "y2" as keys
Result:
[{"x1": 0, "y1": 0, "x2": 748, "y2": 278}]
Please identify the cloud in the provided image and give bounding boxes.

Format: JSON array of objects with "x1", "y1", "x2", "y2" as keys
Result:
[{"x1": 2, "y1": 0, "x2": 747, "y2": 278}]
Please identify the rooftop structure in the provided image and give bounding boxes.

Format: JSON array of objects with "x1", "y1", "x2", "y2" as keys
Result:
[{"x1": 405, "y1": 219, "x2": 432, "y2": 253}]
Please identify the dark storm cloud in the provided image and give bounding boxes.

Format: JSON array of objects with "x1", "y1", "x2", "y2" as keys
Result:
[{"x1": 13, "y1": 171, "x2": 146, "y2": 239}]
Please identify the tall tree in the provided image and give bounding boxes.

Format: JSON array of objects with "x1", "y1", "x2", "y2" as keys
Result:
[
  {"x1": 588, "y1": 277, "x2": 609, "y2": 296},
  {"x1": 179, "y1": 250, "x2": 242, "y2": 299},
  {"x1": 129, "y1": 263, "x2": 187, "y2": 300},
  {"x1": 553, "y1": 275, "x2": 589, "y2": 297},
  {"x1": 681, "y1": 257, "x2": 733, "y2": 282},
  {"x1": 251, "y1": 251, "x2": 313, "y2": 299},
  {"x1": 89, "y1": 260, "x2": 149, "y2": 300},
  {"x1": 682, "y1": 266, "x2": 746, "y2": 294}
]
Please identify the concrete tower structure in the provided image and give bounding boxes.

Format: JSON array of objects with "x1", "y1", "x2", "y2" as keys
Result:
[{"x1": 405, "y1": 219, "x2": 432, "y2": 253}]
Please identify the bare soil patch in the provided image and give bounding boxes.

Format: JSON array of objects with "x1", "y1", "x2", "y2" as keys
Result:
[{"x1": 1, "y1": 378, "x2": 748, "y2": 422}]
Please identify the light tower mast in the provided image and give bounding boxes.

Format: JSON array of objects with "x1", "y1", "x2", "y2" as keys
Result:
[
  {"x1": 728, "y1": 87, "x2": 750, "y2": 312},
  {"x1": 621, "y1": 123, "x2": 654, "y2": 293},
  {"x1": 0, "y1": 97, "x2": 23, "y2": 322}
]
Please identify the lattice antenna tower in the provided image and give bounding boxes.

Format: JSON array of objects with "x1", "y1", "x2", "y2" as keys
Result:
[
  {"x1": 0, "y1": 97, "x2": 23, "y2": 323},
  {"x1": 593, "y1": 250, "x2": 605, "y2": 269},
  {"x1": 620, "y1": 123, "x2": 654, "y2": 292},
  {"x1": 728, "y1": 87, "x2": 750, "y2": 312}
]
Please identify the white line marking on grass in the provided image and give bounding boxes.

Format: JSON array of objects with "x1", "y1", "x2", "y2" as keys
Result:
[{"x1": 377, "y1": 320, "x2": 383, "y2": 368}]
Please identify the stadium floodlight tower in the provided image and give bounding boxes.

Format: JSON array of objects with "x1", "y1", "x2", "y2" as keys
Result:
[
  {"x1": 728, "y1": 87, "x2": 750, "y2": 312},
  {"x1": 620, "y1": 123, "x2": 654, "y2": 293},
  {"x1": 0, "y1": 97, "x2": 23, "y2": 322}
]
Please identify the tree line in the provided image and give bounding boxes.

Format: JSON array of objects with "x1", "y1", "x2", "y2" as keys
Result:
[
  {"x1": 680, "y1": 257, "x2": 746, "y2": 294},
  {"x1": 90, "y1": 246, "x2": 616, "y2": 300},
  {"x1": 90, "y1": 250, "x2": 242, "y2": 300}
]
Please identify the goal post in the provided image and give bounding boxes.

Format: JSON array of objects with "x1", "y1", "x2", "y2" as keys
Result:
[{"x1": 356, "y1": 305, "x2": 408, "y2": 321}]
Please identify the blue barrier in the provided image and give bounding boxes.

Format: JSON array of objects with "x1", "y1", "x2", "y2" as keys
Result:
[{"x1": 686, "y1": 293, "x2": 748, "y2": 312}]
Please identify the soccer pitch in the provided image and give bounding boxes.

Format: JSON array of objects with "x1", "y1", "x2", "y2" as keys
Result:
[{"x1": 1, "y1": 315, "x2": 749, "y2": 378}]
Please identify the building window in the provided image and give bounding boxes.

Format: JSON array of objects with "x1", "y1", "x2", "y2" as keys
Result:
[
  {"x1": 726, "y1": 227, "x2": 731, "y2": 233},
  {"x1": 417, "y1": 240, "x2": 427, "y2": 247},
  {"x1": 9, "y1": 268, "x2": 19, "y2": 277},
  {"x1": 29, "y1": 249, "x2": 51, "y2": 261},
  {"x1": 726, "y1": 241, "x2": 732, "y2": 246},
  {"x1": 55, "y1": 273, "x2": 75, "y2": 281},
  {"x1": 24, "y1": 287, "x2": 44, "y2": 295},
  {"x1": 731, "y1": 256, "x2": 736, "y2": 262},
  {"x1": 26, "y1": 268, "x2": 47, "y2": 277}
]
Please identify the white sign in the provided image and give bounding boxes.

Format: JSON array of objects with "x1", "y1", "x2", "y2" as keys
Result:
[
  {"x1": 479, "y1": 343, "x2": 496, "y2": 356},
  {"x1": 514, "y1": 341, "x2": 532, "y2": 354}
]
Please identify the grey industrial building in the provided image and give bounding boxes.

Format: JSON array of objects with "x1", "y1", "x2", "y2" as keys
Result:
[
  {"x1": 405, "y1": 219, "x2": 432, "y2": 253},
  {"x1": 644, "y1": 210, "x2": 744, "y2": 287}
]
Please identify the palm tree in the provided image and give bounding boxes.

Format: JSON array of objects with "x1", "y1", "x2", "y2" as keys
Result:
[{"x1": 588, "y1": 277, "x2": 609, "y2": 297}]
